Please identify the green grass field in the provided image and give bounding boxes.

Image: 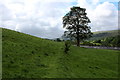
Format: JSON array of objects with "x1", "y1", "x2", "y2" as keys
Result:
[{"x1": 2, "y1": 28, "x2": 119, "y2": 78}]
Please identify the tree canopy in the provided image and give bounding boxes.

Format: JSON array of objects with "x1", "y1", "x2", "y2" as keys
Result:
[{"x1": 63, "y1": 6, "x2": 92, "y2": 46}]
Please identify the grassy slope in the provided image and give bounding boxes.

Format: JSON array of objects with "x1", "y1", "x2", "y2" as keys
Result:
[{"x1": 2, "y1": 28, "x2": 119, "y2": 78}]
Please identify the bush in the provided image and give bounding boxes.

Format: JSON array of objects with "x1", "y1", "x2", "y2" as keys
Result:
[
  {"x1": 94, "y1": 40, "x2": 101, "y2": 43},
  {"x1": 64, "y1": 40, "x2": 71, "y2": 54},
  {"x1": 56, "y1": 38, "x2": 61, "y2": 42},
  {"x1": 82, "y1": 41, "x2": 93, "y2": 46}
]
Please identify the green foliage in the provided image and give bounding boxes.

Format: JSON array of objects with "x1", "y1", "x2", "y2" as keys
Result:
[
  {"x1": 94, "y1": 40, "x2": 101, "y2": 43},
  {"x1": 2, "y1": 28, "x2": 119, "y2": 78},
  {"x1": 99, "y1": 36, "x2": 120, "y2": 47},
  {"x1": 82, "y1": 41, "x2": 101, "y2": 46},
  {"x1": 63, "y1": 6, "x2": 92, "y2": 46},
  {"x1": 56, "y1": 38, "x2": 61, "y2": 42},
  {"x1": 64, "y1": 40, "x2": 71, "y2": 53},
  {"x1": 110, "y1": 36, "x2": 120, "y2": 47},
  {"x1": 85, "y1": 35, "x2": 120, "y2": 47}
]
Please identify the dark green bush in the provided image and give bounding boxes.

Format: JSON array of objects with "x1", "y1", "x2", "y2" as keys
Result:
[
  {"x1": 64, "y1": 40, "x2": 71, "y2": 54},
  {"x1": 56, "y1": 38, "x2": 61, "y2": 42}
]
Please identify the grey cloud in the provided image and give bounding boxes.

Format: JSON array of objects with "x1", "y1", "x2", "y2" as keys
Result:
[
  {"x1": 16, "y1": 23, "x2": 64, "y2": 39},
  {"x1": 0, "y1": 3, "x2": 14, "y2": 21}
]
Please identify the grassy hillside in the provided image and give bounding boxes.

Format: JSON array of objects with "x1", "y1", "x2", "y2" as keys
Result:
[
  {"x1": 89, "y1": 30, "x2": 119, "y2": 41},
  {"x1": 2, "y1": 28, "x2": 119, "y2": 78}
]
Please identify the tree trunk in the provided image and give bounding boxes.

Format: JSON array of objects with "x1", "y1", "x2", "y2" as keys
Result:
[
  {"x1": 76, "y1": 25, "x2": 80, "y2": 47},
  {"x1": 77, "y1": 37, "x2": 80, "y2": 46}
]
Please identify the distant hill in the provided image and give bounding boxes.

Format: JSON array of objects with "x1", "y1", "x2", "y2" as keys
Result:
[
  {"x1": 2, "y1": 28, "x2": 119, "y2": 78},
  {"x1": 60, "y1": 30, "x2": 119, "y2": 41},
  {"x1": 88, "y1": 30, "x2": 119, "y2": 41}
]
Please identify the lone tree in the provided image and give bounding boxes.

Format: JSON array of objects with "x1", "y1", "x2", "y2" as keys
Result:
[{"x1": 63, "y1": 6, "x2": 92, "y2": 46}]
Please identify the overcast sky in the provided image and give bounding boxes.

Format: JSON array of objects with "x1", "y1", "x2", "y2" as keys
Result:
[{"x1": 0, "y1": 0, "x2": 119, "y2": 39}]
